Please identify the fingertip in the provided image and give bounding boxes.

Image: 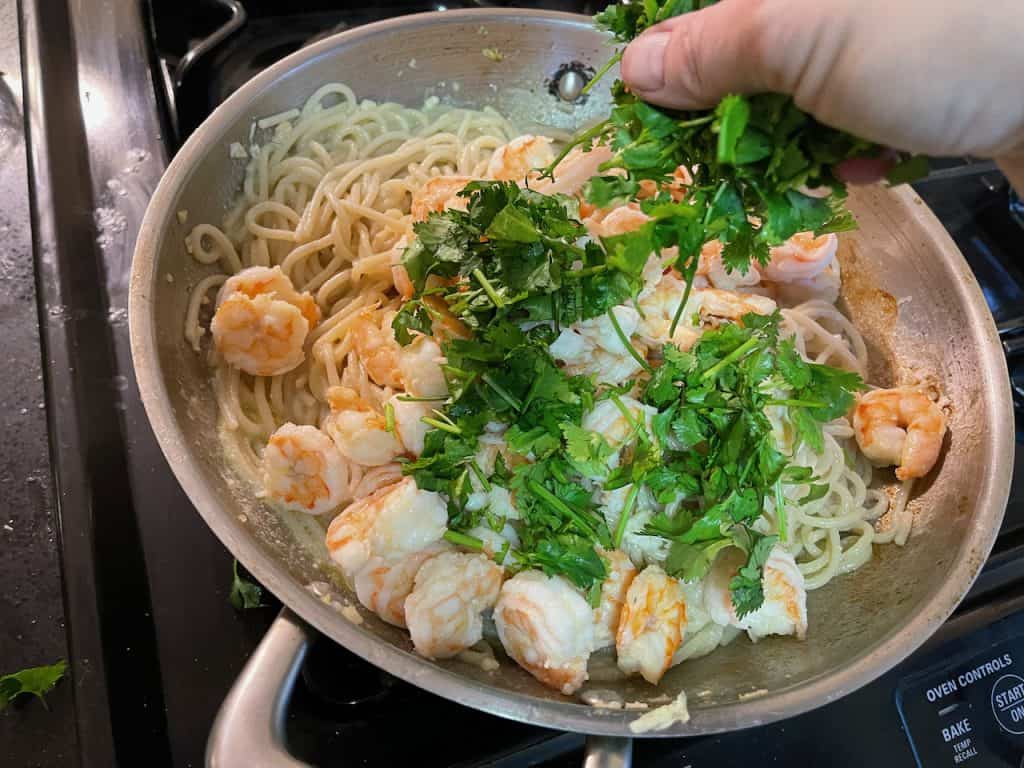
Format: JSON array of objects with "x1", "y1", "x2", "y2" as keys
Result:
[
  {"x1": 833, "y1": 154, "x2": 898, "y2": 185},
  {"x1": 620, "y1": 2, "x2": 773, "y2": 111},
  {"x1": 621, "y1": 30, "x2": 671, "y2": 95}
]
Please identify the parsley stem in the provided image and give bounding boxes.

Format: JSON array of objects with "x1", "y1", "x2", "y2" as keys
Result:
[
  {"x1": 580, "y1": 51, "x2": 622, "y2": 97},
  {"x1": 444, "y1": 530, "x2": 485, "y2": 550},
  {"x1": 700, "y1": 335, "x2": 760, "y2": 381},
  {"x1": 669, "y1": 179, "x2": 734, "y2": 339},
  {"x1": 384, "y1": 401, "x2": 396, "y2": 434},
  {"x1": 607, "y1": 308, "x2": 652, "y2": 373},
  {"x1": 541, "y1": 119, "x2": 611, "y2": 180},
  {"x1": 667, "y1": 250, "x2": 700, "y2": 338},
  {"x1": 774, "y1": 477, "x2": 788, "y2": 543},
  {"x1": 765, "y1": 398, "x2": 828, "y2": 408},
  {"x1": 471, "y1": 268, "x2": 505, "y2": 308},
  {"x1": 564, "y1": 264, "x2": 607, "y2": 279},
  {"x1": 396, "y1": 394, "x2": 448, "y2": 402},
  {"x1": 527, "y1": 479, "x2": 598, "y2": 539},
  {"x1": 421, "y1": 417, "x2": 461, "y2": 435},
  {"x1": 468, "y1": 460, "x2": 492, "y2": 492},
  {"x1": 609, "y1": 393, "x2": 642, "y2": 434},
  {"x1": 677, "y1": 115, "x2": 715, "y2": 130},
  {"x1": 481, "y1": 373, "x2": 523, "y2": 412},
  {"x1": 613, "y1": 483, "x2": 640, "y2": 549}
]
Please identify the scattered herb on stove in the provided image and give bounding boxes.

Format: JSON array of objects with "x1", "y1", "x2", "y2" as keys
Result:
[
  {"x1": 482, "y1": 47, "x2": 504, "y2": 63},
  {"x1": 0, "y1": 660, "x2": 67, "y2": 711},
  {"x1": 229, "y1": 559, "x2": 265, "y2": 611}
]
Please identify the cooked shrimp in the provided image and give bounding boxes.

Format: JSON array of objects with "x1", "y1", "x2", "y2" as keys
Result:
[
  {"x1": 593, "y1": 548, "x2": 638, "y2": 649},
  {"x1": 348, "y1": 314, "x2": 447, "y2": 396},
  {"x1": 386, "y1": 395, "x2": 432, "y2": 456},
  {"x1": 219, "y1": 265, "x2": 321, "y2": 328},
  {"x1": 212, "y1": 266, "x2": 321, "y2": 377},
  {"x1": 323, "y1": 387, "x2": 404, "y2": 466},
  {"x1": 472, "y1": 430, "x2": 514, "y2": 477},
  {"x1": 396, "y1": 335, "x2": 448, "y2": 398},
  {"x1": 705, "y1": 545, "x2": 808, "y2": 641},
  {"x1": 411, "y1": 175, "x2": 473, "y2": 222},
  {"x1": 599, "y1": 486, "x2": 668, "y2": 567},
  {"x1": 635, "y1": 270, "x2": 705, "y2": 350},
  {"x1": 637, "y1": 165, "x2": 692, "y2": 201},
  {"x1": 853, "y1": 387, "x2": 947, "y2": 480},
  {"x1": 670, "y1": 580, "x2": 732, "y2": 665},
  {"x1": 616, "y1": 565, "x2": 687, "y2": 685},
  {"x1": 759, "y1": 232, "x2": 838, "y2": 283},
  {"x1": 583, "y1": 203, "x2": 649, "y2": 239},
  {"x1": 697, "y1": 288, "x2": 777, "y2": 323},
  {"x1": 494, "y1": 571, "x2": 596, "y2": 695},
  {"x1": 486, "y1": 135, "x2": 555, "y2": 183},
  {"x1": 535, "y1": 143, "x2": 614, "y2": 198},
  {"x1": 548, "y1": 306, "x2": 645, "y2": 386},
  {"x1": 698, "y1": 239, "x2": 762, "y2": 291},
  {"x1": 465, "y1": 438, "x2": 521, "y2": 519},
  {"x1": 262, "y1": 423, "x2": 349, "y2": 515},
  {"x1": 354, "y1": 544, "x2": 448, "y2": 628},
  {"x1": 212, "y1": 294, "x2": 307, "y2": 376},
  {"x1": 581, "y1": 397, "x2": 657, "y2": 455},
  {"x1": 465, "y1": 521, "x2": 520, "y2": 564},
  {"x1": 325, "y1": 476, "x2": 448, "y2": 582},
  {"x1": 348, "y1": 312, "x2": 404, "y2": 389},
  {"x1": 405, "y1": 552, "x2": 504, "y2": 659},
  {"x1": 771, "y1": 260, "x2": 841, "y2": 306},
  {"x1": 389, "y1": 235, "x2": 415, "y2": 300}
]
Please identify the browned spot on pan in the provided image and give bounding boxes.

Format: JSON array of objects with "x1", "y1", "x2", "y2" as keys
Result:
[{"x1": 837, "y1": 239, "x2": 899, "y2": 386}]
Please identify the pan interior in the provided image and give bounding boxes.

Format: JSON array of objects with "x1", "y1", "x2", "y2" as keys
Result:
[{"x1": 131, "y1": 10, "x2": 1009, "y2": 734}]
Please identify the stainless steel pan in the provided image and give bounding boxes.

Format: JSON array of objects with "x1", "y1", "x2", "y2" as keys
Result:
[{"x1": 128, "y1": 9, "x2": 1015, "y2": 766}]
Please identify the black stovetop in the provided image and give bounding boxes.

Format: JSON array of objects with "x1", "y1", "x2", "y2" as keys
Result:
[{"x1": 4, "y1": 1, "x2": 1023, "y2": 766}]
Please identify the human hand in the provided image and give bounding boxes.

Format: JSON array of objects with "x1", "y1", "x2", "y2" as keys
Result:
[{"x1": 620, "y1": 0, "x2": 1024, "y2": 187}]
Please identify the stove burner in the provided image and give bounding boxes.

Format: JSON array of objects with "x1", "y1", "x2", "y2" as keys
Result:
[{"x1": 300, "y1": 638, "x2": 397, "y2": 713}]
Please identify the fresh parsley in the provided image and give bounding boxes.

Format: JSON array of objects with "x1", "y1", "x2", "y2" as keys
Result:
[
  {"x1": 0, "y1": 660, "x2": 66, "y2": 711},
  {"x1": 229, "y1": 559, "x2": 265, "y2": 611},
  {"x1": 550, "y1": 0, "x2": 929, "y2": 337},
  {"x1": 638, "y1": 313, "x2": 862, "y2": 613},
  {"x1": 729, "y1": 532, "x2": 779, "y2": 618}
]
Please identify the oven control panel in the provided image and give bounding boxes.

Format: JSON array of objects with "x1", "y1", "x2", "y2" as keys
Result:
[{"x1": 898, "y1": 633, "x2": 1024, "y2": 766}]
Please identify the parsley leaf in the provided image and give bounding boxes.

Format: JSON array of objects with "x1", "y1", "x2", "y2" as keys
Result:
[
  {"x1": 392, "y1": 300, "x2": 433, "y2": 345},
  {"x1": 561, "y1": 422, "x2": 616, "y2": 478},
  {"x1": 729, "y1": 532, "x2": 778, "y2": 618},
  {"x1": 554, "y1": 0, "x2": 930, "y2": 334},
  {"x1": 0, "y1": 660, "x2": 66, "y2": 711},
  {"x1": 664, "y1": 538, "x2": 735, "y2": 583},
  {"x1": 514, "y1": 536, "x2": 608, "y2": 595},
  {"x1": 230, "y1": 559, "x2": 265, "y2": 611}
]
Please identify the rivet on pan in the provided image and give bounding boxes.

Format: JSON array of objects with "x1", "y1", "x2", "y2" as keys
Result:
[
  {"x1": 557, "y1": 70, "x2": 585, "y2": 102},
  {"x1": 547, "y1": 61, "x2": 596, "y2": 103}
]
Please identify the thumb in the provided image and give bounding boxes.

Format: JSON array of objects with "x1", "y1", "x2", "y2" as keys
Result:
[{"x1": 620, "y1": 2, "x2": 783, "y2": 110}]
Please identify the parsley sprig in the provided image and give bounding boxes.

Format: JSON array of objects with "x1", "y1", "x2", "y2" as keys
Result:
[
  {"x1": 638, "y1": 312, "x2": 862, "y2": 615},
  {"x1": 0, "y1": 660, "x2": 66, "y2": 711},
  {"x1": 393, "y1": 174, "x2": 863, "y2": 616},
  {"x1": 548, "y1": 0, "x2": 928, "y2": 338}
]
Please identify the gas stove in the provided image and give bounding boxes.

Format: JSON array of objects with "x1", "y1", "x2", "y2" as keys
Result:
[{"x1": 8, "y1": 0, "x2": 1024, "y2": 766}]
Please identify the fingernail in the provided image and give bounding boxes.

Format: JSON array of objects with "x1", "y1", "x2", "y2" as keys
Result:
[{"x1": 625, "y1": 31, "x2": 670, "y2": 92}]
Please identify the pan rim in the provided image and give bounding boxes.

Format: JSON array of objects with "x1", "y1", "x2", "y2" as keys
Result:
[{"x1": 128, "y1": 7, "x2": 1015, "y2": 736}]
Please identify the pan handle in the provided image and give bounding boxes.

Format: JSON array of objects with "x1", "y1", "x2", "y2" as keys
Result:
[
  {"x1": 207, "y1": 608, "x2": 313, "y2": 768},
  {"x1": 208, "y1": 608, "x2": 635, "y2": 768},
  {"x1": 583, "y1": 735, "x2": 634, "y2": 768}
]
